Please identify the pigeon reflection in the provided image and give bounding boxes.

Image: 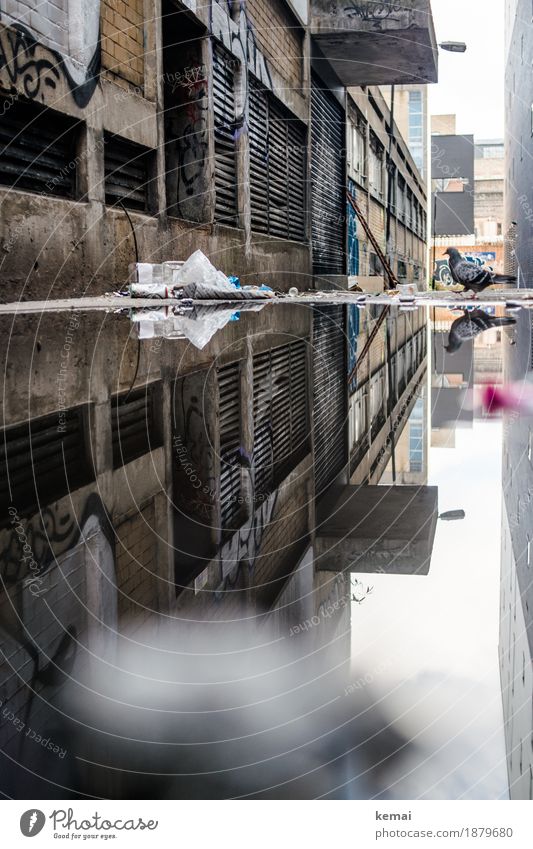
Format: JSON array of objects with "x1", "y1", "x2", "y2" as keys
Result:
[{"x1": 445, "y1": 309, "x2": 516, "y2": 354}]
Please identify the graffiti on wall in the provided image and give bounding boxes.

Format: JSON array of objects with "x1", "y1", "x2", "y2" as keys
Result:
[
  {"x1": 212, "y1": 0, "x2": 273, "y2": 97},
  {"x1": 215, "y1": 487, "x2": 278, "y2": 596},
  {"x1": 0, "y1": 493, "x2": 113, "y2": 588},
  {"x1": 343, "y1": 2, "x2": 405, "y2": 23},
  {"x1": 0, "y1": 2, "x2": 101, "y2": 107},
  {"x1": 175, "y1": 71, "x2": 209, "y2": 219}
]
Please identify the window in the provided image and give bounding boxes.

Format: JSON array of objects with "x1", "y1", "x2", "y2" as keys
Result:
[
  {"x1": 369, "y1": 132, "x2": 384, "y2": 199},
  {"x1": 104, "y1": 133, "x2": 155, "y2": 212},
  {"x1": 0, "y1": 95, "x2": 81, "y2": 198},
  {"x1": 249, "y1": 78, "x2": 307, "y2": 241},
  {"x1": 252, "y1": 341, "x2": 308, "y2": 496},
  {"x1": 396, "y1": 175, "x2": 405, "y2": 219},
  {"x1": 213, "y1": 43, "x2": 239, "y2": 225},
  {"x1": 218, "y1": 362, "x2": 243, "y2": 530},
  {"x1": 349, "y1": 113, "x2": 367, "y2": 183},
  {"x1": 369, "y1": 252, "x2": 382, "y2": 276},
  {"x1": 408, "y1": 90, "x2": 424, "y2": 176},
  {"x1": 111, "y1": 383, "x2": 163, "y2": 468},
  {"x1": 0, "y1": 406, "x2": 93, "y2": 522}
]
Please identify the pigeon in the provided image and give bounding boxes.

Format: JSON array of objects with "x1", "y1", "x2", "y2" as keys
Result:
[
  {"x1": 445, "y1": 309, "x2": 516, "y2": 353},
  {"x1": 444, "y1": 248, "x2": 517, "y2": 295}
]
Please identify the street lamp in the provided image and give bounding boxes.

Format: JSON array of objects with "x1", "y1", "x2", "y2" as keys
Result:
[
  {"x1": 439, "y1": 41, "x2": 467, "y2": 54},
  {"x1": 439, "y1": 510, "x2": 466, "y2": 522}
]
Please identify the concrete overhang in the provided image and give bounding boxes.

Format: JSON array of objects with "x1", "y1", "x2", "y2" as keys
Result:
[
  {"x1": 310, "y1": 1, "x2": 439, "y2": 86},
  {"x1": 315, "y1": 485, "x2": 439, "y2": 574}
]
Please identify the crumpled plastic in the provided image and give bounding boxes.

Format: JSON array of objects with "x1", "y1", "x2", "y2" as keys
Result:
[{"x1": 173, "y1": 250, "x2": 235, "y2": 291}]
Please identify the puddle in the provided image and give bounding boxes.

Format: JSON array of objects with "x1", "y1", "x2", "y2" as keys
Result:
[{"x1": 0, "y1": 301, "x2": 519, "y2": 798}]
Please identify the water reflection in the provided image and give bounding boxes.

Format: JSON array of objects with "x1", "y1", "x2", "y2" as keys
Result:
[{"x1": 0, "y1": 301, "x2": 522, "y2": 798}]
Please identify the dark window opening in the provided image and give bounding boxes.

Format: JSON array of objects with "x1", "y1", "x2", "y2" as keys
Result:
[
  {"x1": 0, "y1": 95, "x2": 81, "y2": 198},
  {"x1": 249, "y1": 77, "x2": 307, "y2": 242},
  {"x1": 104, "y1": 132, "x2": 156, "y2": 212},
  {"x1": 253, "y1": 340, "x2": 308, "y2": 498},
  {"x1": 213, "y1": 42, "x2": 239, "y2": 225},
  {"x1": 0, "y1": 406, "x2": 93, "y2": 523},
  {"x1": 218, "y1": 361, "x2": 244, "y2": 531},
  {"x1": 111, "y1": 383, "x2": 163, "y2": 468}
]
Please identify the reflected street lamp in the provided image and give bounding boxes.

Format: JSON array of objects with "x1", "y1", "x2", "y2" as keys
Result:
[
  {"x1": 439, "y1": 510, "x2": 466, "y2": 522},
  {"x1": 439, "y1": 41, "x2": 468, "y2": 54}
]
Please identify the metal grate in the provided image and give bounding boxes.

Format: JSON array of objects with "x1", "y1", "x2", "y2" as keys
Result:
[
  {"x1": 253, "y1": 341, "x2": 308, "y2": 497},
  {"x1": 104, "y1": 132, "x2": 153, "y2": 212},
  {"x1": 111, "y1": 384, "x2": 162, "y2": 468},
  {"x1": 313, "y1": 306, "x2": 346, "y2": 495},
  {"x1": 249, "y1": 78, "x2": 307, "y2": 242},
  {"x1": 0, "y1": 406, "x2": 92, "y2": 521},
  {"x1": 311, "y1": 76, "x2": 345, "y2": 275},
  {"x1": 218, "y1": 362, "x2": 242, "y2": 529},
  {"x1": 0, "y1": 96, "x2": 80, "y2": 198},
  {"x1": 213, "y1": 43, "x2": 238, "y2": 225}
]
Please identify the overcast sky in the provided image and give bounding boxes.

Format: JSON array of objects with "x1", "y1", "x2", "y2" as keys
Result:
[
  {"x1": 351, "y1": 417, "x2": 508, "y2": 799},
  {"x1": 429, "y1": 0, "x2": 505, "y2": 140}
]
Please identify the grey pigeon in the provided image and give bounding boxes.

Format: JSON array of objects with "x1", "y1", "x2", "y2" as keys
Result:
[
  {"x1": 445, "y1": 309, "x2": 516, "y2": 353},
  {"x1": 445, "y1": 248, "x2": 516, "y2": 295}
]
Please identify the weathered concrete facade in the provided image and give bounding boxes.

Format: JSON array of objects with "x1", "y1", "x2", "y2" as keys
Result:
[{"x1": 0, "y1": 0, "x2": 434, "y2": 299}]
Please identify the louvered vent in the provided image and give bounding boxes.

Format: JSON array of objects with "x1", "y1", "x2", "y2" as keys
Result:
[
  {"x1": 311, "y1": 76, "x2": 345, "y2": 275},
  {"x1": 213, "y1": 44, "x2": 238, "y2": 225},
  {"x1": 218, "y1": 362, "x2": 242, "y2": 530},
  {"x1": 249, "y1": 78, "x2": 307, "y2": 242},
  {"x1": 253, "y1": 341, "x2": 308, "y2": 498},
  {"x1": 313, "y1": 306, "x2": 346, "y2": 495},
  {"x1": 111, "y1": 384, "x2": 163, "y2": 468},
  {"x1": 104, "y1": 132, "x2": 154, "y2": 212},
  {"x1": 0, "y1": 406, "x2": 92, "y2": 521},
  {"x1": 0, "y1": 96, "x2": 80, "y2": 198}
]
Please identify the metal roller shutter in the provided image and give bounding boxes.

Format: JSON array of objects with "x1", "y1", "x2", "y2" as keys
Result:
[
  {"x1": 0, "y1": 96, "x2": 80, "y2": 198},
  {"x1": 218, "y1": 362, "x2": 242, "y2": 530},
  {"x1": 313, "y1": 306, "x2": 346, "y2": 495},
  {"x1": 311, "y1": 77, "x2": 345, "y2": 275},
  {"x1": 249, "y1": 79, "x2": 269, "y2": 234},
  {"x1": 253, "y1": 340, "x2": 308, "y2": 498},
  {"x1": 213, "y1": 43, "x2": 238, "y2": 225},
  {"x1": 249, "y1": 78, "x2": 307, "y2": 242}
]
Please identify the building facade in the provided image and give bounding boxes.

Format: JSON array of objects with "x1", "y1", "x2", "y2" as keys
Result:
[
  {"x1": 499, "y1": 307, "x2": 533, "y2": 800},
  {"x1": 0, "y1": 1, "x2": 436, "y2": 299}
]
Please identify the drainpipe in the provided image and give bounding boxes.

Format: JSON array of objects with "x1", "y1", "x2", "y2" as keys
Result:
[{"x1": 385, "y1": 85, "x2": 395, "y2": 273}]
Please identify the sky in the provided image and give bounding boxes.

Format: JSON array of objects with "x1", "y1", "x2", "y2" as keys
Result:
[
  {"x1": 429, "y1": 0, "x2": 505, "y2": 140},
  {"x1": 350, "y1": 417, "x2": 508, "y2": 799}
]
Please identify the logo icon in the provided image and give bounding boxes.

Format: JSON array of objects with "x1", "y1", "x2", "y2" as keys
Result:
[{"x1": 20, "y1": 810, "x2": 46, "y2": 837}]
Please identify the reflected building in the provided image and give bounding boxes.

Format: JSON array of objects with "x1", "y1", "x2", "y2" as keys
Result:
[
  {"x1": 0, "y1": 301, "x2": 432, "y2": 797},
  {"x1": 499, "y1": 308, "x2": 533, "y2": 799}
]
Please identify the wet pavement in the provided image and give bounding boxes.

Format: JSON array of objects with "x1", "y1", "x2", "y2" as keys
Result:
[{"x1": 0, "y1": 298, "x2": 522, "y2": 798}]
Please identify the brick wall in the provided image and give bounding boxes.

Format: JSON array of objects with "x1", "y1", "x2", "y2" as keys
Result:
[
  {"x1": 101, "y1": 0, "x2": 144, "y2": 89},
  {"x1": 115, "y1": 501, "x2": 159, "y2": 631},
  {"x1": 253, "y1": 494, "x2": 309, "y2": 609},
  {"x1": 245, "y1": 0, "x2": 303, "y2": 89},
  {"x1": 3, "y1": 1, "x2": 70, "y2": 55}
]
